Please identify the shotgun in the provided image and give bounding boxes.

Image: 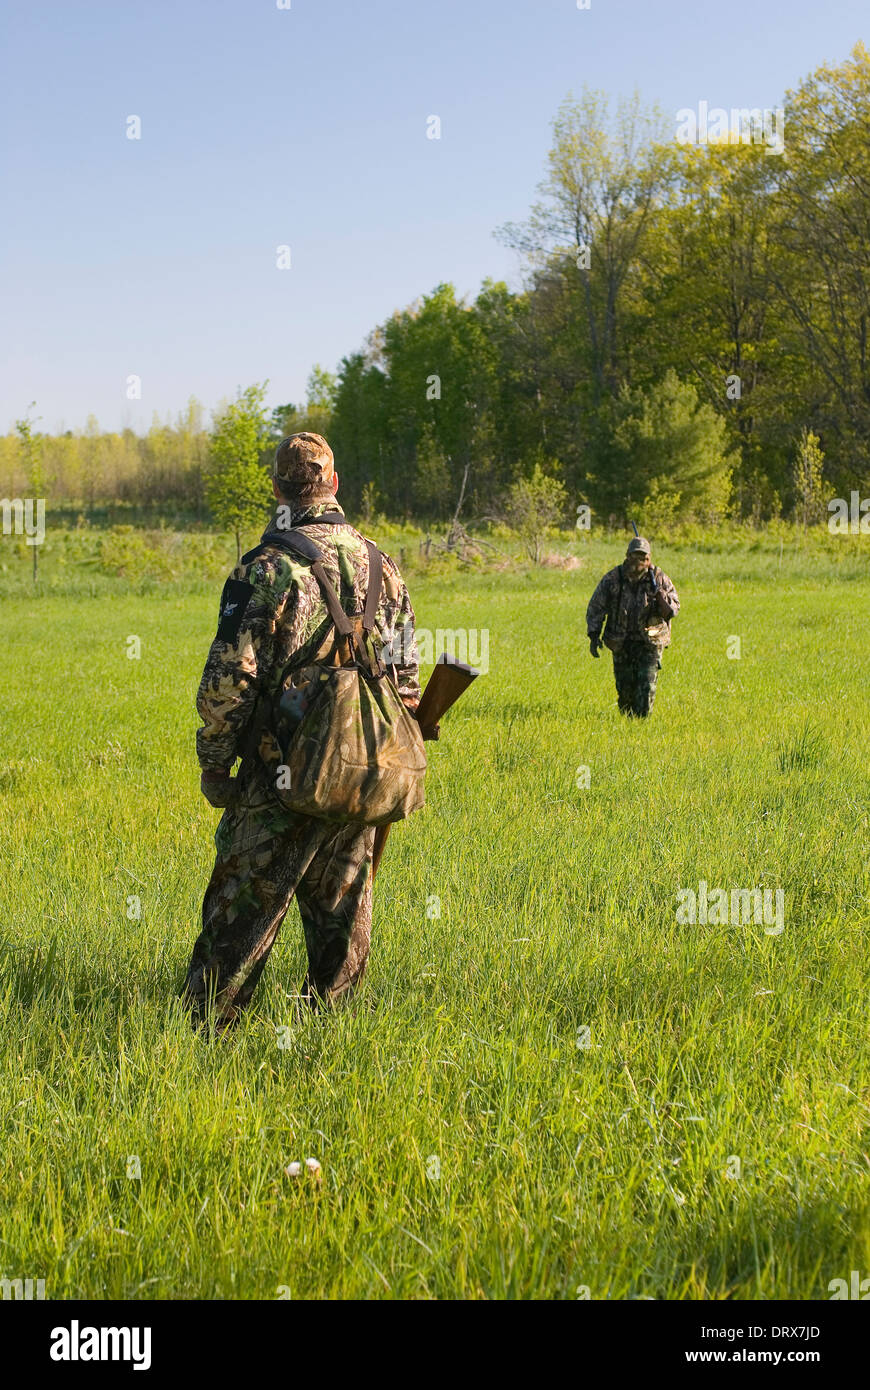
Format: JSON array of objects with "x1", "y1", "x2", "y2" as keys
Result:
[{"x1": 371, "y1": 652, "x2": 480, "y2": 880}]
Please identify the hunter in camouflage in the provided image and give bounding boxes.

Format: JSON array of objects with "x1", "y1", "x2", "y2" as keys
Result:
[
  {"x1": 586, "y1": 536, "x2": 680, "y2": 717},
  {"x1": 182, "y1": 432, "x2": 421, "y2": 1031}
]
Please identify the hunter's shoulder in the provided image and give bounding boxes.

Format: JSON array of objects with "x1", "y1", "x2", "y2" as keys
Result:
[
  {"x1": 350, "y1": 531, "x2": 408, "y2": 587},
  {"x1": 373, "y1": 545, "x2": 402, "y2": 579},
  {"x1": 596, "y1": 565, "x2": 623, "y2": 587},
  {"x1": 307, "y1": 516, "x2": 363, "y2": 543},
  {"x1": 378, "y1": 548, "x2": 413, "y2": 603},
  {"x1": 234, "y1": 544, "x2": 304, "y2": 592}
]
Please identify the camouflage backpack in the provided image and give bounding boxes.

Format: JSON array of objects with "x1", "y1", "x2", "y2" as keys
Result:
[{"x1": 245, "y1": 521, "x2": 426, "y2": 826}]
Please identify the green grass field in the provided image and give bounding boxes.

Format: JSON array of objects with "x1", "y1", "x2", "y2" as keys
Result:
[{"x1": 1, "y1": 533, "x2": 868, "y2": 1299}]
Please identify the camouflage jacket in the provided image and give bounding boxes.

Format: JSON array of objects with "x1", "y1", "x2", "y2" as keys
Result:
[
  {"x1": 586, "y1": 562, "x2": 680, "y2": 652},
  {"x1": 196, "y1": 501, "x2": 421, "y2": 772}
]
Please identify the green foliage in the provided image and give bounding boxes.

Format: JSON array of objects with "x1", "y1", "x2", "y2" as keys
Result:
[
  {"x1": 792, "y1": 428, "x2": 825, "y2": 527},
  {"x1": 771, "y1": 44, "x2": 870, "y2": 478},
  {"x1": 15, "y1": 403, "x2": 45, "y2": 497},
  {"x1": 360, "y1": 480, "x2": 381, "y2": 525},
  {"x1": 633, "y1": 478, "x2": 684, "y2": 533},
  {"x1": 87, "y1": 526, "x2": 234, "y2": 582},
  {"x1": 273, "y1": 366, "x2": 338, "y2": 443},
  {"x1": 307, "y1": 367, "x2": 334, "y2": 403},
  {"x1": 413, "y1": 426, "x2": 453, "y2": 516},
  {"x1": 334, "y1": 283, "x2": 500, "y2": 516},
  {"x1": 2, "y1": 517, "x2": 867, "y2": 600},
  {"x1": 328, "y1": 348, "x2": 389, "y2": 509},
  {"x1": 0, "y1": 402, "x2": 210, "y2": 512},
  {"x1": 503, "y1": 460, "x2": 568, "y2": 562},
  {"x1": 14, "y1": 403, "x2": 45, "y2": 581},
  {"x1": 269, "y1": 403, "x2": 301, "y2": 441},
  {"x1": 610, "y1": 372, "x2": 735, "y2": 523},
  {"x1": 204, "y1": 383, "x2": 272, "y2": 558}
]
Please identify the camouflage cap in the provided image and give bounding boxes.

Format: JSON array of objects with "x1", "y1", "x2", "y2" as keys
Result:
[
  {"x1": 626, "y1": 536, "x2": 651, "y2": 555},
  {"x1": 274, "y1": 432, "x2": 336, "y2": 503}
]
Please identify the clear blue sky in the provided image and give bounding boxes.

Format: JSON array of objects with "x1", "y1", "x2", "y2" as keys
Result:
[{"x1": 1, "y1": 0, "x2": 864, "y2": 434}]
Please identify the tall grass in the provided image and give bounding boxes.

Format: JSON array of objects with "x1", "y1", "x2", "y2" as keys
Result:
[{"x1": 0, "y1": 547, "x2": 867, "y2": 1298}]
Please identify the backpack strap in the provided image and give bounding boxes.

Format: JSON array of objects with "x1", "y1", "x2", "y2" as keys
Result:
[
  {"x1": 238, "y1": 528, "x2": 385, "y2": 765},
  {"x1": 363, "y1": 541, "x2": 383, "y2": 633},
  {"x1": 244, "y1": 529, "x2": 354, "y2": 636},
  {"x1": 244, "y1": 529, "x2": 385, "y2": 661},
  {"x1": 239, "y1": 517, "x2": 346, "y2": 565}
]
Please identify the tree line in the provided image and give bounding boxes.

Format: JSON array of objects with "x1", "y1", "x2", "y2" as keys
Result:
[
  {"x1": 327, "y1": 44, "x2": 870, "y2": 526},
  {"x1": 2, "y1": 45, "x2": 867, "y2": 531}
]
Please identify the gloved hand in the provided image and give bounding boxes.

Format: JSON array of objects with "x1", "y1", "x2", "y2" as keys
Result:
[
  {"x1": 589, "y1": 633, "x2": 602, "y2": 658},
  {"x1": 200, "y1": 769, "x2": 235, "y2": 808}
]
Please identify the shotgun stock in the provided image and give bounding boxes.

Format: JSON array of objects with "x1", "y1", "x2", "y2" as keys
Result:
[{"x1": 371, "y1": 653, "x2": 480, "y2": 880}]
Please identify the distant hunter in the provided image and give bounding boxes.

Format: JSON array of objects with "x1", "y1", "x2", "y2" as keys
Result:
[{"x1": 586, "y1": 535, "x2": 680, "y2": 717}]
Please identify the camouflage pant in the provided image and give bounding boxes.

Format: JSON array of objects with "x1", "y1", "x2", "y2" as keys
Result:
[
  {"x1": 182, "y1": 760, "x2": 374, "y2": 1028},
  {"x1": 612, "y1": 641, "x2": 662, "y2": 717}
]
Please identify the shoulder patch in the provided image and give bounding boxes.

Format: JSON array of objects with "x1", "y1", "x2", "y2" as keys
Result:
[{"x1": 216, "y1": 577, "x2": 255, "y2": 643}]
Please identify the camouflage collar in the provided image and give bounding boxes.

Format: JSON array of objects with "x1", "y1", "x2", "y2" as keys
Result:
[{"x1": 272, "y1": 499, "x2": 346, "y2": 528}]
